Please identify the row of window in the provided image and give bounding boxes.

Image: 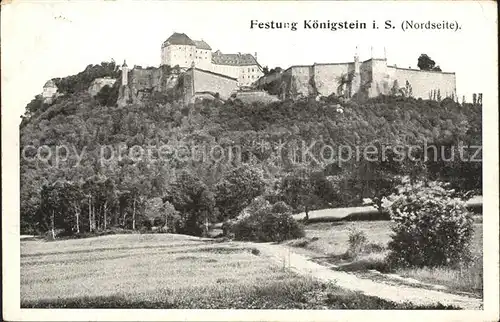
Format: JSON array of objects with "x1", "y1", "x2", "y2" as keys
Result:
[
  {"x1": 172, "y1": 54, "x2": 205, "y2": 58},
  {"x1": 237, "y1": 81, "x2": 255, "y2": 86}
]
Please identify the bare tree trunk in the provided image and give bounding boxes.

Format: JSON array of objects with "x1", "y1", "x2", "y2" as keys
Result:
[
  {"x1": 132, "y1": 198, "x2": 136, "y2": 230},
  {"x1": 205, "y1": 214, "x2": 209, "y2": 236},
  {"x1": 103, "y1": 201, "x2": 107, "y2": 231},
  {"x1": 92, "y1": 203, "x2": 96, "y2": 232},
  {"x1": 51, "y1": 210, "x2": 56, "y2": 239},
  {"x1": 97, "y1": 205, "x2": 101, "y2": 231},
  {"x1": 74, "y1": 205, "x2": 80, "y2": 233},
  {"x1": 88, "y1": 196, "x2": 92, "y2": 232}
]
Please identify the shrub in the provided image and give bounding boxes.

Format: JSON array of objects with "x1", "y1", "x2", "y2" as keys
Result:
[
  {"x1": 231, "y1": 201, "x2": 305, "y2": 242},
  {"x1": 347, "y1": 228, "x2": 368, "y2": 257},
  {"x1": 382, "y1": 178, "x2": 474, "y2": 267}
]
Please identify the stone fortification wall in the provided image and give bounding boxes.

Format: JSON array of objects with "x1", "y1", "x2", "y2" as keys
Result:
[
  {"x1": 280, "y1": 66, "x2": 315, "y2": 98},
  {"x1": 387, "y1": 67, "x2": 456, "y2": 99},
  {"x1": 117, "y1": 66, "x2": 181, "y2": 106},
  {"x1": 183, "y1": 68, "x2": 238, "y2": 103},
  {"x1": 129, "y1": 65, "x2": 180, "y2": 94},
  {"x1": 366, "y1": 59, "x2": 392, "y2": 97},
  {"x1": 313, "y1": 63, "x2": 353, "y2": 96},
  {"x1": 272, "y1": 58, "x2": 456, "y2": 100}
]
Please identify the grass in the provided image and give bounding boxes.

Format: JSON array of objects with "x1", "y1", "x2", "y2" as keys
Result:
[
  {"x1": 286, "y1": 220, "x2": 483, "y2": 296},
  {"x1": 21, "y1": 233, "x2": 459, "y2": 309},
  {"x1": 395, "y1": 258, "x2": 483, "y2": 296},
  {"x1": 286, "y1": 221, "x2": 393, "y2": 256}
]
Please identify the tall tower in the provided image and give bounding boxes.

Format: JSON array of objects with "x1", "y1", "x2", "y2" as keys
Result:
[
  {"x1": 121, "y1": 60, "x2": 128, "y2": 86},
  {"x1": 354, "y1": 46, "x2": 360, "y2": 73},
  {"x1": 350, "y1": 47, "x2": 361, "y2": 97}
]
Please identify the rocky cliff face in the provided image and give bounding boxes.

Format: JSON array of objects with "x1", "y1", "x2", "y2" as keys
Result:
[
  {"x1": 88, "y1": 77, "x2": 117, "y2": 97},
  {"x1": 117, "y1": 66, "x2": 181, "y2": 106}
]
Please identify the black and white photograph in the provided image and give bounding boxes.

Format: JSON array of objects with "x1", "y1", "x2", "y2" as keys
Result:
[{"x1": 2, "y1": 1, "x2": 498, "y2": 321}]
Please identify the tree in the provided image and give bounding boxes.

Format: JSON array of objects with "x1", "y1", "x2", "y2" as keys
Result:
[
  {"x1": 163, "y1": 170, "x2": 215, "y2": 236},
  {"x1": 144, "y1": 197, "x2": 164, "y2": 227},
  {"x1": 95, "y1": 83, "x2": 119, "y2": 106},
  {"x1": 160, "y1": 201, "x2": 181, "y2": 232},
  {"x1": 390, "y1": 80, "x2": 400, "y2": 96},
  {"x1": 230, "y1": 201, "x2": 304, "y2": 242},
  {"x1": 40, "y1": 184, "x2": 60, "y2": 239},
  {"x1": 417, "y1": 54, "x2": 436, "y2": 71},
  {"x1": 417, "y1": 54, "x2": 442, "y2": 72},
  {"x1": 64, "y1": 181, "x2": 85, "y2": 234},
  {"x1": 215, "y1": 165, "x2": 266, "y2": 220},
  {"x1": 262, "y1": 66, "x2": 282, "y2": 76},
  {"x1": 382, "y1": 179, "x2": 474, "y2": 267},
  {"x1": 127, "y1": 186, "x2": 144, "y2": 231},
  {"x1": 399, "y1": 81, "x2": 413, "y2": 98},
  {"x1": 281, "y1": 168, "x2": 321, "y2": 221}
]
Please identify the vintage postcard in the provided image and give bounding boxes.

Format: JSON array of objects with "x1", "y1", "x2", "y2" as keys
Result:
[{"x1": 2, "y1": 0, "x2": 498, "y2": 321}]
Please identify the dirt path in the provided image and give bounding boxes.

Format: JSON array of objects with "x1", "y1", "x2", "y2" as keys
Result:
[{"x1": 250, "y1": 242, "x2": 482, "y2": 310}]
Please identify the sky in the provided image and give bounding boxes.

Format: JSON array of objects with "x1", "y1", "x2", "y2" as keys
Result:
[{"x1": 1, "y1": 1, "x2": 498, "y2": 121}]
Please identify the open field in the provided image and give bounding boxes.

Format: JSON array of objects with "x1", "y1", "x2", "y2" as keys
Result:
[
  {"x1": 291, "y1": 196, "x2": 482, "y2": 223},
  {"x1": 22, "y1": 233, "x2": 460, "y2": 309},
  {"x1": 291, "y1": 206, "x2": 384, "y2": 222},
  {"x1": 285, "y1": 221, "x2": 483, "y2": 296}
]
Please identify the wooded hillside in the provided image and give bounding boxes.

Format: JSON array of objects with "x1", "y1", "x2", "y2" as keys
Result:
[{"x1": 20, "y1": 64, "x2": 482, "y2": 236}]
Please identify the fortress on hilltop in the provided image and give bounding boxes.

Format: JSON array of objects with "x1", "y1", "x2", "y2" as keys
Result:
[
  {"x1": 256, "y1": 48, "x2": 457, "y2": 100},
  {"x1": 116, "y1": 32, "x2": 267, "y2": 106},
  {"x1": 41, "y1": 32, "x2": 458, "y2": 106}
]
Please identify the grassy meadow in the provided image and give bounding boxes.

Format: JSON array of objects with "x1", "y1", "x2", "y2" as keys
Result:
[
  {"x1": 21, "y1": 233, "x2": 458, "y2": 309},
  {"x1": 286, "y1": 220, "x2": 483, "y2": 296}
]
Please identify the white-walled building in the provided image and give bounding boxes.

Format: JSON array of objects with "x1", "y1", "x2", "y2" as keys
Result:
[
  {"x1": 42, "y1": 80, "x2": 58, "y2": 98},
  {"x1": 161, "y1": 33, "x2": 197, "y2": 69},
  {"x1": 212, "y1": 51, "x2": 262, "y2": 87},
  {"x1": 160, "y1": 32, "x2": 263, "y2": 87},
  {"x1": 193, "y1": 40, "x2": 212, "y2": 70}
]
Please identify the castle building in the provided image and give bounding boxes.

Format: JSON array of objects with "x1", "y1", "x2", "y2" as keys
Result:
[
  {"x1": 41, "y1": 79, "x2": 59, "y2": 103},
  {"x1": 161, "y1": 32, "x2": 263, "y2": 87},
  {"x1": 42, "y1": 80, "x2": 58, "y2": 99}
]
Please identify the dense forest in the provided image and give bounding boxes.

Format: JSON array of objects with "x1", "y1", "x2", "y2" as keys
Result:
[{"x1": 20, "y1": 62, "x2": 482, "y2": 236}]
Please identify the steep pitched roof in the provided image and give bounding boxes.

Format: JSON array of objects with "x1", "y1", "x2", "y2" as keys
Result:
[
  {"x1": 211, "y1": 52, "x2": 260, "y2": 67},
  {"x1": 163, "y1": 32, "x2": 195, "y2": 47},
  {"x1": 193, "y1": 40, "x2": 212, "y2": 50},
  {"x1": 189, "y1": 67, "x2": 238, "y2": 81}
]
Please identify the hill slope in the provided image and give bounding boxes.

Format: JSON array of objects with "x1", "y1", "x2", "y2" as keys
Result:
[{"x1": 19, "y1": 67, "x2": 482, "y2": 235}]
